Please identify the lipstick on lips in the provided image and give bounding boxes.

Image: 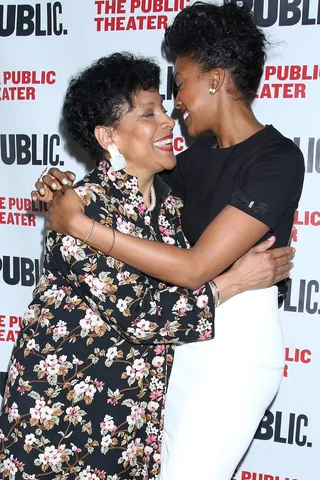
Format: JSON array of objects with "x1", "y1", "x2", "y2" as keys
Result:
[{"x1": 153, "y1": 134, "x2": 173, "y2": 151}]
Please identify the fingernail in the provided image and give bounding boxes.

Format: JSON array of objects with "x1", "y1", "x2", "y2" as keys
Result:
[
  {"x1": 62, "y1": 178, "x2": 68, "y2": 185},
  {"x1": 70, "y1": 173, "x2": 76, "y2": 180},
  {"x1": 268, "y1": 236, "x2": 275, "y2": 241},
  {"x1": 52, "y1": 183, "x2": 57, "y2": 190},
  {"x1": 292, "y1": 247, "x2": 296, "y2": 253},
  {"x1": 32, "y1": 195, "x2": 37, "y2": 201},
  {"x1": 39, "y1": 188, "x2": 45, "y2": 196}
]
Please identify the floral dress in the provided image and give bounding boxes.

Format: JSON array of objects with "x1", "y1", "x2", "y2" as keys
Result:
[{"x1": 0, "y1": 162, "x2": 214, "y2": 480}]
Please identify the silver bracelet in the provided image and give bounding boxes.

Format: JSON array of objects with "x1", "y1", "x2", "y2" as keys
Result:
[
  {"x1": 78, "y1": 217, "x2": 95, "y2": 246},
  {"x1": 210, "y1": 280, "x2": 221, "y2": 307}
]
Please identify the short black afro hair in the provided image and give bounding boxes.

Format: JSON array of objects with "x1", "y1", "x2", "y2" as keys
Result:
[
  {"x1": 62, "y1": 52, "x2": 160, "y2": 159},
  {"x1": 165, "y1": 1, "x2": 268, "y2": 101}
]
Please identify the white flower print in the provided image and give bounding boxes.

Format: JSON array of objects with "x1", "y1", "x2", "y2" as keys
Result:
[
  {"x1": 105, "y1": 347, "x2": 118, "y2": 367},
  {"x1": 125, "y1": 358, "x2": 146, "y2": 386},
  {"x1": 23, "y1": 305, "x2": 38, "y2": 326},
  {"x1": 74, "y1": 378, "x2": 97, "y2": 403},
  {"x1": 0, "y1": 454, "x2": 18, "y2": 476},
  {"x1": 84, "y1": 275, "x2": 106, "y2": 298},
  {"x1": 25, "y1": 433, "x2": 36, "y2": 445},
  {"x1": 116, "y1": 217, "x2": 136, "y2": 235},
  {"x1": 79, "y1": 309, "x2": 104, "y2": 335},
  {"x1": 144, "y1": 215, "x2": 151, "y2": 226},
  {"x1": 30, "y1": 399, "x2": 54, "y2": 422},
  {"x1": 151, "y1": 356, "x2": 164, "y2": 368},
  {"x1": 147, "y1": 401, "x2": 159, "y2": 413},
  {"x1": 60, "y1": 236, "x2": 79, "y2": 259},
  {"x1": 101, "y1": 434, "x2": 113, "y2": 453},
  {"x1": 26, "y1": 339, "x2": 37, "y2": 350},
  {"x1": 172, "y1": 295, "x2": 192, "y2": 315},
  {"x1": 128, "y1": 318, "x2": 153, "y2": 339},
  {"x1": 65, "y1": 406, "x2": 85, "y2": 425},
  {"x1": 116, "y1": 270, "x2": 131, "y2": 283},
  {"x1": 123, "y1": 202, "x2": 135, "y2": 215},
  {"x1": 144, "y1": 445, "x2": 153, "y2": 457},
  {"x1": 126, "y1": 403, "x2": 146, "y2": 432},
  {"x1": 107, "y1": 167, "x2": 116, "y2": 182},
  {"x1": 8, "y1": 402, "x2": 20, "y2": 422},
  {"x1": 163, "y1": 236, "x2": 175, "y2": 245},
  {"x1": 121, "y1": 438, "x2": 143, "y2": 467},
  {"x1": 72, "y1": 355, "x2": 84, "y2": 366},
  {"x1": 153, "y1": 452, "x2": 161, "y2": 465},
  {"x1": 0, "y1": 164, "x2": 214, "y2": 478},
  {"x1": 158, "y1": 215, "x2": 170, "y2": 228},
  {"x1": 100, "y1": 414, "x2": 116, "y2": 435},
  {"x1": 37, "y1": 354, "x2": 66, "y2": 377},
  {"x1": 196, "y1": 317, "x2": 213, "y2": 340},
  {"x1": 7, "y1": 362, "x2": 19, "y2": 385},
  {"x1": 53, "y1": 320, "x2": 69, "y2": 339},
  {"x1": 37, "y1": 444, "x2": 63, "y2": 467},
  {"x1": 77, "y1": 466, "x2": 100, "y2": 479},
  {"x1": 116, "y1": 299, "x2": 128, "y2": 313},
  {"x1": 196, "y1": 294, "x2": 209, "y2": 308}
]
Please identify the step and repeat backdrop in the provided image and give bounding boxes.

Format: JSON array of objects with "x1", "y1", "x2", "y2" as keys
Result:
[{"x1": 0, "y1": 0, "x2": 319, "y2": 479}]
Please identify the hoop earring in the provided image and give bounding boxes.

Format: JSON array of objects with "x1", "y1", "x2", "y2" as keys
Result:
[
  {"x1": 107, "y1": 143, "x2": 127, "y2": 172},
  {"x1": 209, "y1": 88, "x2": 216, "y2": 95}
]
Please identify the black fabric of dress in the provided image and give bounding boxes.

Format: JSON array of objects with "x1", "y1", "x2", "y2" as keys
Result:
[{"x1": 162, "y1": 125, "x2": 305, "y2": 294}]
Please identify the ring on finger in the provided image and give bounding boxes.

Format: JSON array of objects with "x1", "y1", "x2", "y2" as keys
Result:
[{"x1": 38, "y1": 167, "x2": 50, "y2": 183}]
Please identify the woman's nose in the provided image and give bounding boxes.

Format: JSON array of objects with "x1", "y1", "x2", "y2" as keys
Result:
[
  {"x1": 174, "y1": 96, "x2": 182, "y2": 109},
  {"x1": 163, "y1": 113, "x2": 175, "y2": 130}
]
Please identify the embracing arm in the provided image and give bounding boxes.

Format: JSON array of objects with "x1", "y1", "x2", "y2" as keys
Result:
[
  {"x1": 45, "y1": 187, "x2": 293, "y2": 294},
  {"x1": 73, "y1": 206, "x2": 269, "y2": 290},
  {"x1": 64, "y1": 143, "x2": 302, "y2": 289},
  {"x1": 34, "y1": 157, "x2": 297, "y2": 292}
]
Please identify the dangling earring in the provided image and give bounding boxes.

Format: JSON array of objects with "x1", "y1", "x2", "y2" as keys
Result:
[
  {"x1": 107, "y1": 143, "x2": 127, "y2": 172},
  {"x1": 209, "y1": 87, "x2": 216, "y2": 95}
]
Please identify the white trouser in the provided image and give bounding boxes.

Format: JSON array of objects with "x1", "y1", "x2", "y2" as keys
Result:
[{"x1": 160, "y1": 287, "x2": 285, "y2": 480}]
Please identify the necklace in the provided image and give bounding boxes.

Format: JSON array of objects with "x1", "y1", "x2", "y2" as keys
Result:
[{"x1": 147, "y1": 184, "x2": 156, "y2": 213}]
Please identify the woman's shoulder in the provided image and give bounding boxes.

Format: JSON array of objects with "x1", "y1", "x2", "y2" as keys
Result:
[
  {"x1": 73, "y1": 162, "x2": 124, "y2": 198},
  {"x1": 176, "y1": 134, "x2": 217, "y2": 163},
  {"x1": 249, "y1": 125, "x2": 305, "y2": 174}
]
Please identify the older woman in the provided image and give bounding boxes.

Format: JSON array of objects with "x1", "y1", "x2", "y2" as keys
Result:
[
  {"x1": 0, "y1": 53, "x2": 292, "y2": 480},
  {"x1": 33, "y1": 3, "x2": 304, "y2": 480}
]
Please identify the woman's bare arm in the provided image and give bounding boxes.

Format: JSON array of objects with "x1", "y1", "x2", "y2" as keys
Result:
[{"x1": 47, "y1": 188, "x2": 293, "y2": 290}]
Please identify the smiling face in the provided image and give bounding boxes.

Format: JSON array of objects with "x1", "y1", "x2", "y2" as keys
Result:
[
  {"x1": 174, "y1": 56, "x2": 221, "y2": 137},
  {"x1": 111, "y1": 89, "x2": 176, "y2": 176}
]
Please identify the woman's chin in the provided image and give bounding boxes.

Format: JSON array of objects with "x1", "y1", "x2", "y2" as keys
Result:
[
  {"x1": 186, "y1": 120, "x2": 206, "y2": 138},
  {"x1": 186, "y1": 124, "x2": 199, "y2": 137},
  {"x1": 152, "y1": 153, "x2": 176, "y2": 173},
  {"x1": 162, "y1": 156, "x2": 177, "y2": 172}
]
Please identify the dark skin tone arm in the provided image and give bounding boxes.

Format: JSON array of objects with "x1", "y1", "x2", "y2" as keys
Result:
[
  {"x1": 32, "y1": 170, "x2": 294, "y2": 292},
  {"x1": 77, "y1": 202, "x2": 269, "y2": 290}
]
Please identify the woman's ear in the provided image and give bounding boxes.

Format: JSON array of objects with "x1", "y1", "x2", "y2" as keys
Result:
[
  {"x1": 95, "y1": 125, "x2": 127, "y2": 171},
  {"x1": 208, "y1": 68, "x2": 226, "y2": 95},
  {"x1": 94, "y1": 125, "x2": 113, "y2": 152}
]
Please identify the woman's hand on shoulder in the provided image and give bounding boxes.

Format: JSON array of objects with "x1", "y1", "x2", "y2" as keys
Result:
[
  {"x1": 46, "y1": 186, "x2": 86, "y2": 237},
  {"x1": 31, "y1": 168, "x2": 76, "y2": 203}
]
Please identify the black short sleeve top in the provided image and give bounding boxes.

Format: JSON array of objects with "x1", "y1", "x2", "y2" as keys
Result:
[{"x1": 161, "y1": 125, "x2": 305, "y2": 293}]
